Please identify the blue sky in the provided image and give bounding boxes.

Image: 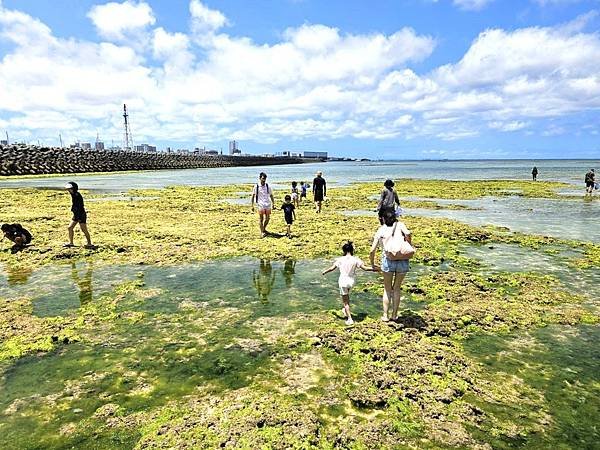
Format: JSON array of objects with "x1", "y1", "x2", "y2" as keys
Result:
[{"x1": 0, "y1": 0, "x2": 599, "y2": 159}]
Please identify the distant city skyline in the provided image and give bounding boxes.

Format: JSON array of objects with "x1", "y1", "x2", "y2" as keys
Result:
[{"x1": 0, "y1": 0, "x2": 599, "y2": 159}]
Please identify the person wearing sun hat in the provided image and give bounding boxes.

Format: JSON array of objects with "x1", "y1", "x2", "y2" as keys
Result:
[
  {"x1": 312, "y1": 170, "x2": 326, "y2": 213},
  {"x1": 64, "y1": 181, "x2": 94, "y2": 249}
]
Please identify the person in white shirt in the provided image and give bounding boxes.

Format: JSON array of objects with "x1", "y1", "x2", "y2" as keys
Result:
[
  {"x1": 251, "y1": 172, "x2": 275, "y2": 237},
  {"x1": 369, "y1": 210, "x2": 412, "y2": 322},
  {"x1": 323, "y1": 241, "x2": 378, "y2": 325}
]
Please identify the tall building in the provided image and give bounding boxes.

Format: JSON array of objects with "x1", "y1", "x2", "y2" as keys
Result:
[
  {"x1": 229, "y1": 140, "x2": 241, "y2": 155},
  {"x1": 95, "y1": 141, "x2": 105, "y2": 151}
]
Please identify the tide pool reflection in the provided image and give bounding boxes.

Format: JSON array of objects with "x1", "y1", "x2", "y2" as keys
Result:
[
  {"x1": 253, "y1": 259, "x2": 275, "y2": 303},
  {"x1": 281, "y1": 259, "x2": 296, "y2": 288},
  {"x1": 5, "y1": 265, "x2": 33, "y2": 286},
  {"x1": 71, "y1": 263, "x2": 93, "y2": 305}
]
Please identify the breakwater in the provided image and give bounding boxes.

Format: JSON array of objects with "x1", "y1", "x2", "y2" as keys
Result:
[{"x1": 0, "y1": 145, "x2": 307, "y2": 176}]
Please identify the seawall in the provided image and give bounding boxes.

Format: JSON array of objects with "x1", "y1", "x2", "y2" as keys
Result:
[{"x1": 0, "y1": 145, "x2": 308, "y2": 176}]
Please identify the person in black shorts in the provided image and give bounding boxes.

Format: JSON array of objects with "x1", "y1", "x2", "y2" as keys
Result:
[
  {"x1": 313, "y1": 171, "x2": 326, "y2": 213},
  {"x1": 585, "y1": 169, "x2": 595, "y2": 196},
  {"x1": 2, "y1": 223, "x2": 32, "y2": 253},
  {"x1": 377, "y1": 179, "x2": 401, "y2": 224},
  {"x1": 64, "y1": 181, "x2": 94, "y2": 248},
  {"x1": 281, "y1": 194, "x2": 296, "y2": 238}
]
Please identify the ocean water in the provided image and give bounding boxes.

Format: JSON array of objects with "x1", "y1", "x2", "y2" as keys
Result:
[{"x1": 0, "y1": 159, "x2": 597, "y2": 191}]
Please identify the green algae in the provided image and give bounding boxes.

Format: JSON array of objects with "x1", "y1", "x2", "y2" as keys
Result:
[
  {"x1": 1, "y1": 180, "x2": 596, "y2": 272},
  {"x1": 1, "y1": 179, "x2": 599, "y2": 449}
]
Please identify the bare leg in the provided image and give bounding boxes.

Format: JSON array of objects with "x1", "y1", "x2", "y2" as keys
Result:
[
  {"x1": 263, "y1": 212, "x2": 271, "y2": 233},
  {"x1": 286, "y1": 224, "x2": 291, "y2": 236},
  {"x1": 67, "y1": 220, "x2": 77, "y2": 245},
  {"x1": 391, "y1": 272, "x2": 407, "y2": 320},
  {"x1": 258, "y1": 213, "x2": 265, "y2": 235},
  {"x1": 79, "y1": 223, "x2": 92, "y2": 246},
  {"x1": 382, "y1": 272, "x2": 394, "y2": 320},
  {"x1": 342, "y1": 294, "x2": 352, "y2": 322}
]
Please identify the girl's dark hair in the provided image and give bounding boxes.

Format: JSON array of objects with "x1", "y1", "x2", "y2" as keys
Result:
[
  {"x1": 67, "y1": 181, "x2": 79, "y2": 191},
  {"x1": 342, "y1": 241, "x2": 354, "y2": 255},
  {"x1": 1, "y1": 224, "x2": 9, "y2": 232},
  {"x1": 384, "y1": 179, "x2": 394, "y2": 188},
  {"x1": 284, "y1": 194, "x2": 291, "y2": 201},
  {"x1": 383, "y1": 210, "x2": 397, "y2": 226},
  {"x1": 292, "y1": 181, "x2": 297, "y2": 187}
]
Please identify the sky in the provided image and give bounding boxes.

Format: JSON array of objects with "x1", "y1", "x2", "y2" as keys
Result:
[{"x1": 0, "y1": 0, "x2": 599, "y2": 159}]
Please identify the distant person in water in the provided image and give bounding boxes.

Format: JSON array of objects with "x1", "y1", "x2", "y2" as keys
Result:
[
  {"x1": 251, "y1": 172, "x2": 275, "y2": 237},
  {"x1": 313, "y1": 171, "x2": 326, "y2": 213},
  {"x1": 2, "y1": 223, "x2": 32, "y2": 253},
  {"x1": 585, "y1": 169, "x2": 595, "y2": 196},
  {"x1": 532, "y1": 166, "x2": 538, "y2": 181},
  {"x1": 281, "y1": 194, "x2": 296, "y2": 238},
  {"x1": 64, "y1": 181, "x2": 94, "y2": 249},
  {"x1": 323, "y1": 241, "x2": 377, "y2": 326},
  {"x1": 377, "y1": 179, "x2": 401, "y2": 225}
]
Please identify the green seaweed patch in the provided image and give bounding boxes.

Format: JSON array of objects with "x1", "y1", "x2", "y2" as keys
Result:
[
  {"x1": 0, "y1": 277, "x2": 152, "y2": 362},
  {"x1": 0, "y1": 180, "x2": 586, "y2": 272},
  {"x1": 409, "y1": 271, "x2": 598, "y2": 337},
  {"x1": 130, "y1": 388, "x2": 322, "y2": 449},
  {"x1": 0, "y1": 297, "x2": 80, "y2": 361},
  {"x1": 316, "y1": 322, "x2": 488, "y2": 448}
]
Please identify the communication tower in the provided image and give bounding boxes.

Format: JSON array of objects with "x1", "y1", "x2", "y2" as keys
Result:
[{"x1": 122, "y1": 104, "x2": 133, "y2": 151}]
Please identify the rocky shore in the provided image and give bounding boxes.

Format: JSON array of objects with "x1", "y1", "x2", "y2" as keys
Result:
[
  {"x1": 0, "y1": 144, "x2": 305, "y2": 176},
  {"x1": 0, "y1": 180, "x2": 598, "y2": 449}
]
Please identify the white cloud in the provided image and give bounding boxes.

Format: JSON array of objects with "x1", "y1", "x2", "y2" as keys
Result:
[
  {"x1": 88, "y1": 1, "x2": 155, "y2": 41},
  {"x1": 489, "y1": 120, "x2": 530, "y2": 131},
  {"x1": 453, "y1": 0, "x2": 495, "y2": 11},
  {"x1": 0, "y1": 1, "x2": 599, "y2": 146},
  {"x1": 190, "y1": 0, "x2": 228, "y2": 37}
]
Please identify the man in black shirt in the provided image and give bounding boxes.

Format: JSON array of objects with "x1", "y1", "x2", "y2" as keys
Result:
[
  {"x1": 313, "y1": 171, "x2": 326, "y2": 213},
  {"x1": 64, "y1": 181, "x2": 94, "y2": 248}
]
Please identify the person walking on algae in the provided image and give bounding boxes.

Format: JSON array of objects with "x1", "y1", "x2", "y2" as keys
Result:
[
  {"x1": 322, "y1": 241, "x2": 378, "y2": 326},
  {"x1": 532, "y1": 166, "x2": 538, "y2": 181},
  {"x1": 370, "y1": 209, "x2": 415, "y2": 322},
  {"x1": 281, "y1": 194, "x2": 296, "y2": 238},
  {"x1": 251, "y1": 172, "x2": 275, "y2": 237},
  {"x1": 291, "y1": 181, "x2": 300, "y2": 208},
  {"x1": 300, "y1": 180, "x2": 309, "y2": 202},
  {"x1": 377, "y1": 179, "x2": 401, "y2": 225},
  {"x1": 2, "y1": 223, "x2": 32, "y2": 253},
  {"x1": 313, "y1": 171, "x2": 326, "y2": 213},
  {"x1": 585, "y1": 169, "x2": 595, "y2": 196},
  {"x1": 64, "y1": 181, "x2": 95, "y2": 249}
]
